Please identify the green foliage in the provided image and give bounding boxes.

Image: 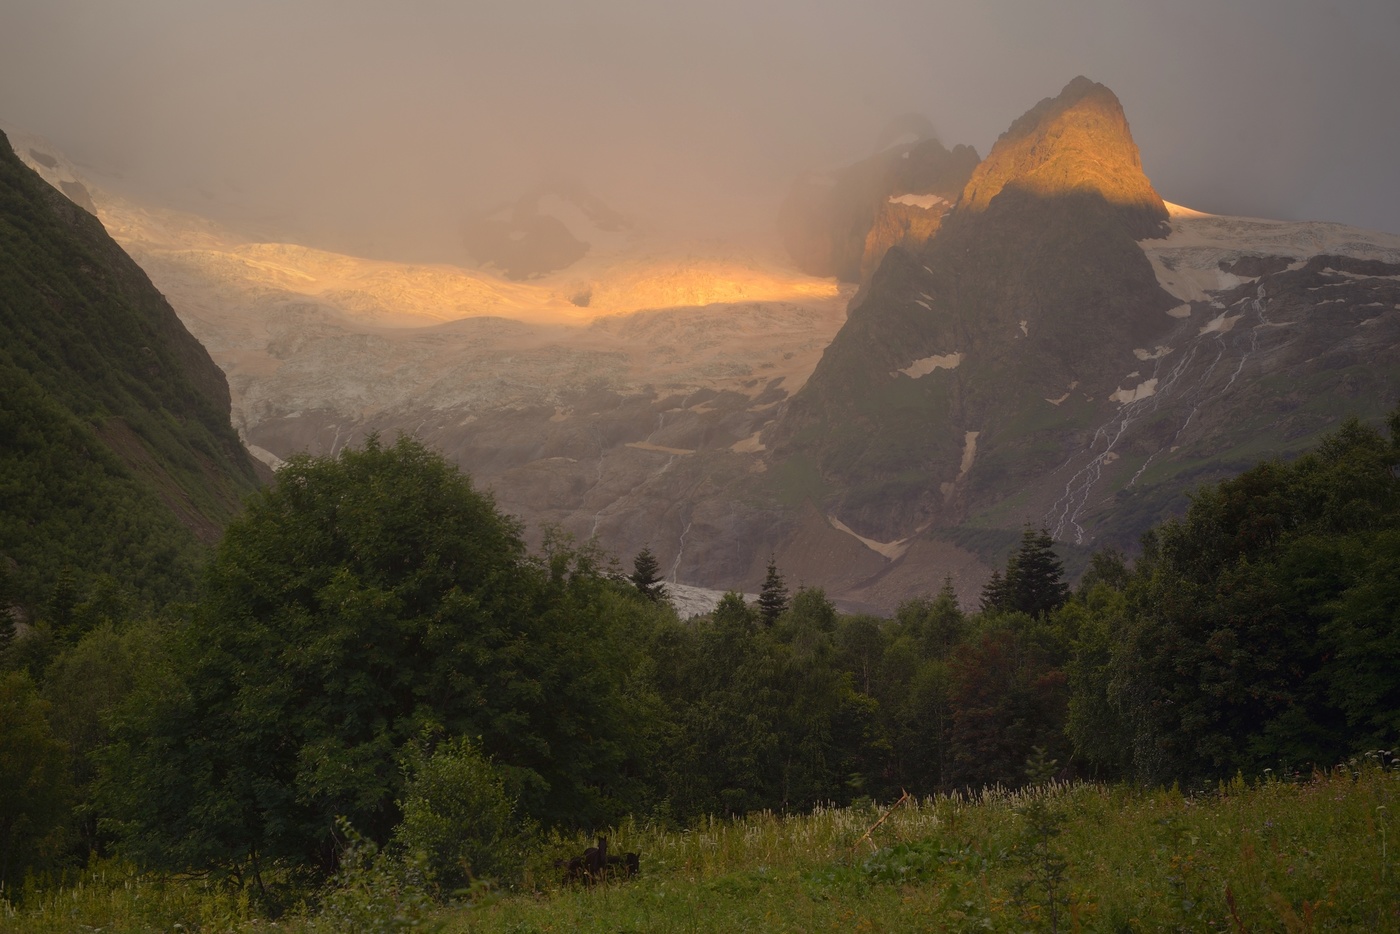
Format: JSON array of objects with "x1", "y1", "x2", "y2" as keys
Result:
[
  {"x1": 984, "y1": 527, "x2": 1070, "y2": 618},
  {"x1": 646, "y1": 590, "x2": 879, "y2": 820},
  {"x1": 393, "y1": 736, "x2": 531, "y2": 891},
  {"x1": 1064, "y1": 585, "x2": 1132, "y2": 778},
  {"x1": 446, "y1": 763, "x2": 1397, "y2": 932},
  {"x1": 894, "y1": 576, "x2": 966, "y2": 658},
  {"x1": 1075, "y1": 545, "x2": 1130, "y2": 596},
  {"x1": 311, "y1": 818, "x2": 443, "y2": 934},
  {"x1": 628, "y1": 547, "x2": 667, "y2": 603},
  {"x1": 0, "y1": 671, "x2": 72, "y2": 887},
  {"x1": 101, "y1": 437, "x2": 652, "y2": 882},
  {"x1": 757, "y1": 557, "x2": 789, "y2": 626},
  {"x1": 1107, "y1": 413, "x2": 1400, "y2": 784},
  {"x1": 1011, "y1": 748, "x2": 1071, "y2": 932},
  {"x1": 946, "y1": 618, "x2": 1070, "y2": 789},
  {"x1": 40, "y1": 618, "x2": 173, "y2": 854}
]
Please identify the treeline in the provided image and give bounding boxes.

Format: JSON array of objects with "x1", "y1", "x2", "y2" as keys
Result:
[{"x1": 2, "y1": 412, "x2": 1397, "y2": 900}]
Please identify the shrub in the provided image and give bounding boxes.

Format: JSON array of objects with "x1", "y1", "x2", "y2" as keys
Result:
[{"x1": 394, "y1": 738, "x2": 531, "y2": 892}]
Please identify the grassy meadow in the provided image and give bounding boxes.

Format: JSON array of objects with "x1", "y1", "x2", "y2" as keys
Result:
[{"x1": 5, "y1": 760, "x2": 1395, "y2": 933}]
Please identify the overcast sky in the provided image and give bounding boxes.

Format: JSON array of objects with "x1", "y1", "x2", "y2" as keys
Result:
[{"x1": 3, "y1": 0, "x2": 1397, "y2": 262}]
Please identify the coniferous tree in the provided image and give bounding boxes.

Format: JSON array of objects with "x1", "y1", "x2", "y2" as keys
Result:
[
  {"x1": 757, "y1": 557, "x2": 790, "y2": 626},
  {"x1": 927, "y1": 576, "x2": 967, "y2": 658},
  {"x1": 980, "y1": 569, "x2": 1010, "y2": 614},
  {"x1": 630, "y1": 547, "x2": 667, "y2": 603},
  {"x1": 1005, "y1": 527, "x2": 1069, "y2": 619}
]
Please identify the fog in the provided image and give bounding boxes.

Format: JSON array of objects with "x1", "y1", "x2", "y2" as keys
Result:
[{"x1": 3, "y1": 0, "x2": 1397, "y2": 263}]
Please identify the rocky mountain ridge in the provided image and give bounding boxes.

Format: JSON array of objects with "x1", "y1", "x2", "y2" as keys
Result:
[{"x1": 769, "y1": 77, "x2": 1400, "y2": 566}]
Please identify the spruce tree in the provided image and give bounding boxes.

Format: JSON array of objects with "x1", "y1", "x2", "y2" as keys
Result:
[
  {"x1": 1007, "y1": 527, "x2": 1069, "y2": 618},
  {"x1": 927, "y1": 576, "x2": 967, "y2": 657},
  {"x1": 757, "y1": 557, "x2": 790, "y2": 626},
  {"x1": 980, "y1": 569, "x2": 1010, "y2": 614},
  {"x1": 629, "y1": 547, "x2": 667, "y2": 603}
]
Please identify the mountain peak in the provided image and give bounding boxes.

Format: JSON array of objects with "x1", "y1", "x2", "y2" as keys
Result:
[{"x1": 956, "y1": 76, "x2": 1168, "y2": 238}]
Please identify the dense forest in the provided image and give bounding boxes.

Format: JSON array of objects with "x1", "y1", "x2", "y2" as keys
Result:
[{"x1": 3, "y1": 410, "x2": 1397, "y2": 906}]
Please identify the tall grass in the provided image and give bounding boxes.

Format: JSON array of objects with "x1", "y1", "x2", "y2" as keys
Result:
[{"x1": 4, "y1": 761, "x2": 1394, "y2": 932}]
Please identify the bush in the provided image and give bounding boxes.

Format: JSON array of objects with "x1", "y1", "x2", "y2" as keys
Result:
[
  {"x1": 313, "y1": 818, "x2": 441, "y2": 934},
  {"x1": 394, "y1": 738, "x2": 531, "y2": 891}
]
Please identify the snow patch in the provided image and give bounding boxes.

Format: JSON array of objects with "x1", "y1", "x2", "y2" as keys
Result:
[
  {"x1": 957, "y1": 431, "x2": 979, "y2": 481},
  {"x1": 1167, "y1": 304, "x2": 1192, "y2": 318},
  {"x1": 666, "y1": 582, "x2": 758, "y2": 619},
  {"x1": 827, "y1": 515, "x2": 910, "y2": 560},
  {"x1": 536, "y1": 193, "x2": 632, "y2": 253},
  {"x1": 1199, "y1": 312, "x2": 1243, "y2": 335},
  {"x1": 897, "y1": 352, "x2": 963, "y2": 378},
  {"x1": 1133, "y1": 346, "x2": 1173, "y2": 360},
  {"x1": 1019, "y1": 320, "x2": 1029, "y2": 336},
  {"x1": 1045, "y1": 381, "x2": 1078, "y2": 406},
  {"x1": 1140, "y1": 207, "x2": 1400, "y2": 304},
  {"x1": 1162, "y1": 201, "x2": 1216, "y2": 219},
  {"x1": 246, "y1": 443, "x2": 285, "y2": 471},
  {"x1": 888, "y1": 193, "x2": 948, "y2": 210},
  {"x1": 730, "y1": 431, "x2": 765, "y2": 453},
  {"x1": 1109, "y1": 378, "x2": 1158, "y2": 405},
  {"x1": 626, "y1": 441, "x2": 694, "y2": 455}
]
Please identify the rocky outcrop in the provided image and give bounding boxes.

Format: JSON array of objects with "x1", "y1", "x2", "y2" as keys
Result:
[
  {"x1": 778, "y1": 137, "x2": 978, "y2": 282},
  {"x1": 765, "y1": 77, "x2": 1400, "y2": 576},
  {"x1": 769, "y1": 77, "x2": 1179, "y2": 541},
  {"x1": 461, "y1": 182, "x2": 632, "y2": 280},
  {"x1": 954, "y1": 75, "x2": 1169, "y2": 240}
]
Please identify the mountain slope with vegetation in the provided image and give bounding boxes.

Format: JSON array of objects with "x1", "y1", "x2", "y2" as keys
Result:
[{"x1": 0, "y1": 128, "x2": 263, "y2": 617}]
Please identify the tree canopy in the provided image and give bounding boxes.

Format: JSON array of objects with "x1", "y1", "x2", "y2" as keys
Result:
[{"x1": 101, "y1": 436, "x2": 654, "y2": 881}]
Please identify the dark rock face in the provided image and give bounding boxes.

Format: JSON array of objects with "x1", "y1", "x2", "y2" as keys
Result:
[
  {"x1": 769, "y1": 77, "x2": 1179, "y2": 542},
  {"x1": 1219, "y1": 255, "x2": 1293, "y2": 277},
  {"x1": 462, "y1": 210, "x2": 588, "y2": 279},
  {"x1": 778, "y1": 138, "x2": 979, "y2": 282},
  {"x1": 461, "y1": 184, "x2": 630, "y2": 280},
  {"x1": 955, "y1": 75, "x2": 1169, "y2": 240},
  {"x1": 763, "y1": 75, "x2": 1400, "y2": 569}
]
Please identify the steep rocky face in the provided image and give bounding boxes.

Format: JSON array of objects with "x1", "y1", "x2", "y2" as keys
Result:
[
  {"x1": 0, "y1": 130, "x2": 264, "y2": 608},
  {"x1": 769, "y1": 77, "x2": 1179, "y2": 541},
  {"x1": 955, "y1": 75, "x2": 1169, "y2": 240},
  {"x1": 778, "y1": 138, "x2": 978, "y2": 282},
  {"x1": 765, "y1": 77, "x2": 1400, "y2": 580}
]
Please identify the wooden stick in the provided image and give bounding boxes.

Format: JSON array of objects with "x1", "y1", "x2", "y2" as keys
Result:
[{"x1": 849, "y1": 789, "x2": 911, "y2": 857}]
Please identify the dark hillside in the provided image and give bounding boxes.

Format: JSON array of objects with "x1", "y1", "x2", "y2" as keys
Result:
[{"x1": 0, "y1": 129, "x2": 262, "y2": 612}]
